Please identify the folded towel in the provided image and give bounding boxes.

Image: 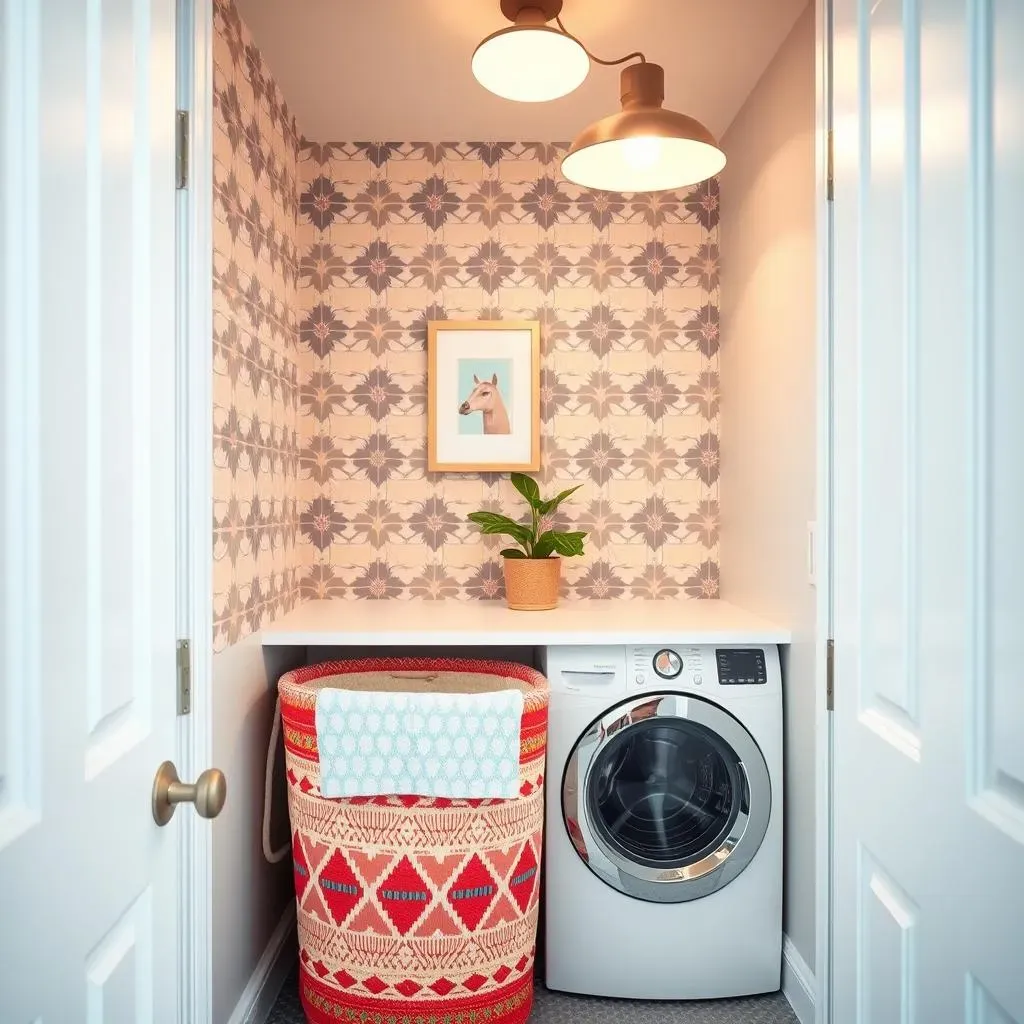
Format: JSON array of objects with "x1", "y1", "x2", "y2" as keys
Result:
[{"x1": 315, "y1": 687, "x2": 524, "y2": 799}]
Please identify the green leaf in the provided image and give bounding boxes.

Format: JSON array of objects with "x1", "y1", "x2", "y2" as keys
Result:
[
  {"x1": 537, "y1": 485, "x2": 582, "y2": 516},
  {"x1": 467, "y1": 511, "x2": 521, "y2": 532},
  {"x1": 499, "y1": 548, "x2": 527, "y2": 559},
  {"x1": 509, "y1": 473, "x2": 542, "y2": 509},
  {"x1": 548, "y1": 531, "x2": 587, "y2": 557},
  {"x1": 531, "y1": 532, "x2": 558, "y2": 559},
  {"x1": 467, "y1": 511, "x2": 532, "y2": 547},
  {"x1": 533, "y1": 530, "x2": 587, "y2": 559}
]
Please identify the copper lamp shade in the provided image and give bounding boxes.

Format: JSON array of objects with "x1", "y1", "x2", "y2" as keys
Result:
[
  {"x1": 472, "y1": 0, "x2": 589, "y2": 103},
  {"x1": 561, "y1": 62, "x2": 726, "y2": 193}
]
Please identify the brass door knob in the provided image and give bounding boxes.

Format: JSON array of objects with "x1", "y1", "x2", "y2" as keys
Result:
[{"x1": 152, "y1": 760, "x2": 227, "y2": 826}]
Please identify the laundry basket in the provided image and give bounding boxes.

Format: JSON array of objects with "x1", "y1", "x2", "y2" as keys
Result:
[{"x1": 277, "y1": 657, "x2": 548, "y2": 1024}]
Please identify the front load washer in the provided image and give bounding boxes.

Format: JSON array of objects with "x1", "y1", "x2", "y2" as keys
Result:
[{"x1": 541, "y1": 643, "x2": 783, "y2": 1000}]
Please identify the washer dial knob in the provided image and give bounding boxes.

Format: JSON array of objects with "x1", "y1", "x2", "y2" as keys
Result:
[{"x1": 653, "y1": 648, "x2": 683, "y2": 679}]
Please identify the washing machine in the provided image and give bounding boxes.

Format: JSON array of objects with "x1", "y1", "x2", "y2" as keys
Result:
[{"x1": 541, "y1": 643, "x2": 782, "y2": 1000}]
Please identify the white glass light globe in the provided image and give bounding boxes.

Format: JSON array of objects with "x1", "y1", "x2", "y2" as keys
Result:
[{"x1": 472, "y1": 25, "x2": 590, "y2": 102}]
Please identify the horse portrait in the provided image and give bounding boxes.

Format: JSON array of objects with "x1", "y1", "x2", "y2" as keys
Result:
[
  {"x1": 426, "y1": 320, "x2": 540, "y2": 473},
  {"x1": 458, "y1": 373, "x2": 511, "y2": 435}
]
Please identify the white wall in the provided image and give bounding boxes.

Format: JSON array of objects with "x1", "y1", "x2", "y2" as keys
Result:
[
  {"x1": 212, "y1": 635, "x2": 302, "y2": 1024},
  {"x1": 719, "y1": 2, "x2": 818, "y2": 973}
]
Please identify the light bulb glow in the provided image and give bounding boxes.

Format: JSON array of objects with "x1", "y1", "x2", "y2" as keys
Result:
[
  {"x1": 622, "y1": 136, "x2": 663, "y2": 170},
  {"x1": 562, "y1": 137, "x2": 726, "y2": 193}
]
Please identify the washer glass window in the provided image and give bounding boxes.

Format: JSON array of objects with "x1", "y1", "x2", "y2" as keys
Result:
[
  {"x1": 587, "y1": 717, "x2": 741, "y2": 870},
  {"x1": 562, "y1": 692, "x2": 771, "y2": 903}
]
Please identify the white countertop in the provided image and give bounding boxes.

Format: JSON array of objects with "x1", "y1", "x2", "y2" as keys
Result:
[{"x1": 260, "y1": 599, "x2": 790, "y2": 647}]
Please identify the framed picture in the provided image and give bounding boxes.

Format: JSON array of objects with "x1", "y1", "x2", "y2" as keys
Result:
[{"x1": 427, "y1": 320, "x2": 541, "y2": 473}]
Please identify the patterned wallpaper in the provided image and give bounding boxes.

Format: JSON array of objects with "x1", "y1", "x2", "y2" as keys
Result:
[
  {"x1": 212, "y1": 0, "x2": 302, "y2": 650},
  {"x1": 213, "y1": 0, "x2": 722, "y2": 638},
  {"x1": 293, "y1": 143, "x2": 721, "y2": 602}
]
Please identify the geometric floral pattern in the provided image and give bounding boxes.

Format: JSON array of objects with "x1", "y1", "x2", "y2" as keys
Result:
[
  {"x1": 278, "y1": 658, "x2": 548, "y2": 1024},
  {"x1": 212, "y1": 0, "x2": 722, "y2": 652},
  {"x1": 296, "y1": 140, "x2": 722, "y2": 605},
  {"x1": 212, "y1": 0, "x2": 301, "y2": 650}
]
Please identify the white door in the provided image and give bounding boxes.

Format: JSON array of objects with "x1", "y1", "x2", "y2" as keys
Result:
[
  {"x1": 1, "y1": 1, "x2": 186, "y2": 1021},
  {"x1": 832, "y1": 0, "x2": 1024, "y2": 1020}
]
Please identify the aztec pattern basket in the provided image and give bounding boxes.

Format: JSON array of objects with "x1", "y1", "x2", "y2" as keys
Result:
[{"x1": 278, "y1": 657, "x2": 549, "y2": 1024}]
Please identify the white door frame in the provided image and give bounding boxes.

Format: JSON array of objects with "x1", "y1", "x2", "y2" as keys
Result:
[
  {"x1": 176, "y1": 0, "x2": 215, "y2": 1020},
  {"x1": 814, "y1": 0, "x2": 835, "y2": 1021},
  {"x1": 169, "y1": 3, "x2": 839, "y2": 1021}
]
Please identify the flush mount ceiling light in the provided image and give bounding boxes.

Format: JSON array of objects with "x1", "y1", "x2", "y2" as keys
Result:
[
  {"x1": 472, "y1": 0, "x2": 590, "y2": 103},
  {"x1": 561, "y1": 59, "x2": 727, "y2": 193}
]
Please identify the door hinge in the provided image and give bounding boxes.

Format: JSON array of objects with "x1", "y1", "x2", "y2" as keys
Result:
[
  {"x1": 177, "y1": 639, "x2": 192, "y2": 715},
  {"x1": 826, "y1": 128, "x2": 834, "y2": 202},
  {"x1": 826, "y1": 637, "x2": 835, "y2": 711},
  {"x1": 175, "y1": 109, "x2": 189, "y2": 190}
]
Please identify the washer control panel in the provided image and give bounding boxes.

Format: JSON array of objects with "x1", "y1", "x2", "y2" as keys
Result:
[
  {"x1": 627, "y1": 645, "x2": 774, "y2": 691},
  {"x1": 716, "y1": 648, "x2": 768, "y2": 685},
  {"x1": 629, "y1": 646, "x2": 708, "y2": 689},
  {"x1": 546, "y1": 644, "x2": 779, "y2": 698}
]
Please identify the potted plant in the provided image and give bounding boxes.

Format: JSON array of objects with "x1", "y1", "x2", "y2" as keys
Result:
[{"x1": 468, "y1": 473, "x2": 588, "y2": 611}]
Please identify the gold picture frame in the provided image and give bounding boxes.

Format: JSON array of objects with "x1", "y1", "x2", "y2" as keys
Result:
[{"x1": 427, "y1": 320, "x2": 541, "y2": 473}]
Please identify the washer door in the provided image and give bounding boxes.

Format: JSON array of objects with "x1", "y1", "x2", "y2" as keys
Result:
[{"x1": 562, "y1": 692, "x2": 771, "y2": 903}]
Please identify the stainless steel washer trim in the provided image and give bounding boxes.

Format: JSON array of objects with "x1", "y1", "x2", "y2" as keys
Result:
[{"x1": 561, "y1": 691, "x2": 771, "y2": 904}]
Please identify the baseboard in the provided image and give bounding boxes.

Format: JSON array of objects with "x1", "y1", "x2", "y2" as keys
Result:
[
  {"x1": 782, "y1": 934, "x2": 816, "y2": 1024},
  {"x1": 226, "y1": 904, "x2": 297, "y2": 1024}
]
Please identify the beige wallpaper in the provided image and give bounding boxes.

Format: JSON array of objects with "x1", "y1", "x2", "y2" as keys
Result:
[
  {"x1": 212, "y1": 0, "x2": 302, "y2": 651},
  {"x1": 214, "y1": 0, "x2": 723, "y2": 633},
  {"x1": 294, "y1": 143, "x2": 721, "y2": 602}
]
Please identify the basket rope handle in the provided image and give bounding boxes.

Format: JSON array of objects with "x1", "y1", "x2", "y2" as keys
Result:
[{"x1": 262, "y1": 695, "x2": 291, "y2": 865}]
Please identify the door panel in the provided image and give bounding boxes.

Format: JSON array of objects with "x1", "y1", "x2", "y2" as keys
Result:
[
  {"x1": 0, "y1": 1, "x2": 180, "y2": 1020},
  {"x1": 833, "y1": 0, "x2": 1024, "y2": 1019},
  {"x1": 968, "y1": 978, "x2": 1018, "y2": 1024},
  {"x1": 977, "y1": 0, "x2": 1024, "y2": 850},
  {"x1": 856, "y1": 850, "x2": 917, "y2": 1024},
  {"x1": 858, "y1": 0, "x2": 919, "y2": 752},
  {"x1": 0, "y1": 0, "x2": 43, "y2": 854},
  {"x1": 85, "y1": 891, "x2": 155, "y2": 1024}
]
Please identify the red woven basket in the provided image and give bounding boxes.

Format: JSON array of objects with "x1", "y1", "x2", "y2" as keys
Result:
[{"x1": 277, "y1": 657, "x2": 549, "y2": 1024}]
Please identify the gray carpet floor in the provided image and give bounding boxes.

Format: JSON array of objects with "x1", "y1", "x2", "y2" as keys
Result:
[{"x1": 267, "y1": 968, "x2": 797, "y2": 1023}]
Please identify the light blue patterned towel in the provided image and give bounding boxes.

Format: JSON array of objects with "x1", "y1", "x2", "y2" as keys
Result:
[{"x1": 315, "y1": 687, "x2": 524, "y2": 799}]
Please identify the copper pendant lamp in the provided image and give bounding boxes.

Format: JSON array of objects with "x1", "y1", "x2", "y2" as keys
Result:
[
  {"x1": 472, "y1": 0, "x2": 590, "y2": 103},
  {"x1": 472, "y1": 2, "x2": 725, "y2": 192},
  {"x1": 561, "y1": 60, "x2": 726, "y2": 193}
]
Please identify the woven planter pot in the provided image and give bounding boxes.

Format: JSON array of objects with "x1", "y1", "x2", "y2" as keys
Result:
[
  {"x1": 278, "y1": 657, "x2": 549, "y2": 1024},
  {"x1": 503, "y1": 556, "x2": 561, "y2": 611}
]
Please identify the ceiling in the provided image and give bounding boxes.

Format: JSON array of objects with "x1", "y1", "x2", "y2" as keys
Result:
[{"x1": 231, "y1": 0, "x2": 809, "y2": 143}]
